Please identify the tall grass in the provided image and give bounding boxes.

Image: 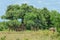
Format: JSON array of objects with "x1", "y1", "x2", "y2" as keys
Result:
[
  {"x1": 0, "y1": 30, "x2": 60, "y2": 40},
  {"x1": 0, "y1": 36, "x2": 6, "y2": 40}
]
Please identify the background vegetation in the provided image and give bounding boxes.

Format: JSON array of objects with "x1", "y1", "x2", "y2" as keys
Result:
[{"x1": 0, "y1": 3, "x2": 60, "y2": 33}]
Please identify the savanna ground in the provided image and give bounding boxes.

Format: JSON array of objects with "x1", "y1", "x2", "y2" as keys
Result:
[{"x1": 0, "y1": 30, "x2": 60, "y2": 40}]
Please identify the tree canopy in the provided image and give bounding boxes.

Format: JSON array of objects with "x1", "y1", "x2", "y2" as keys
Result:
[{"x1": 0, "y1": 3, "x2": 60, "y2": 32}]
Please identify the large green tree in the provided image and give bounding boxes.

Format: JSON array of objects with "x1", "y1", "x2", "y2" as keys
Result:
[
  {"x1": 1, "y1": 4, "x2": 34, "y2": 31},
  {"x1": 1, "y1": 3, "x2": 60, "y2": 32}
]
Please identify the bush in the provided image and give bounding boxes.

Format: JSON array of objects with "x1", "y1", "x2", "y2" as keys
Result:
[
  {"x1": 6, "y1": 20, "x2": 21, "y2": 31},
  {"x1": 57, "y1": 27, "x2": 60, "y2": 33},
  {"x1": 0, "y1": 22, "x2": 8, "y2": 31}
]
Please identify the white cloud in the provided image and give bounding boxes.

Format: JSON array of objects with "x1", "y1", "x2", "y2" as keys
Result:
[
  {"x1": 37, "y1": 0, "x2": 42, "y2": 3},
  {"x1": 22, "y1": 0, "x2": 29, "y2": 3},
  {"x1": 37, "y1": 0, "x2": 60, "y2": 6},
  {"x1": 13, "y1": 0, "x2": 30, "y2": 5},
  {"x1": 44, "y1": 2, "x2": 60, "y2": 5}
]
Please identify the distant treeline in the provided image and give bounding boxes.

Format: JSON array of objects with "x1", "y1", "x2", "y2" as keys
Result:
[{"x1": 0, "y1": 3, "x2": 60, "y2": 32}]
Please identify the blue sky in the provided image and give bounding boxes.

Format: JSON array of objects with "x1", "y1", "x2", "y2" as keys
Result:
[{"x1": 0, "y1": 0, "x2": 60, "y2": 22}]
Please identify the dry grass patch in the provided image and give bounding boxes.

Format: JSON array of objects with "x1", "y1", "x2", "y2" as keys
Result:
[{"x1": 0, "y1": 30, "x2": 60, "y2": 40}]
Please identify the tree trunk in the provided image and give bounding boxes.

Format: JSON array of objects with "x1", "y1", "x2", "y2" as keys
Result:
[{"x1": 21, "y1": 18, "x2": 26, "y2": 31}]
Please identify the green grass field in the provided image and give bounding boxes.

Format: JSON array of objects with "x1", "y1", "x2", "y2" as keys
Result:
[{"x1": 0, "y1": 30, "x2": 60, "y2": 40}]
